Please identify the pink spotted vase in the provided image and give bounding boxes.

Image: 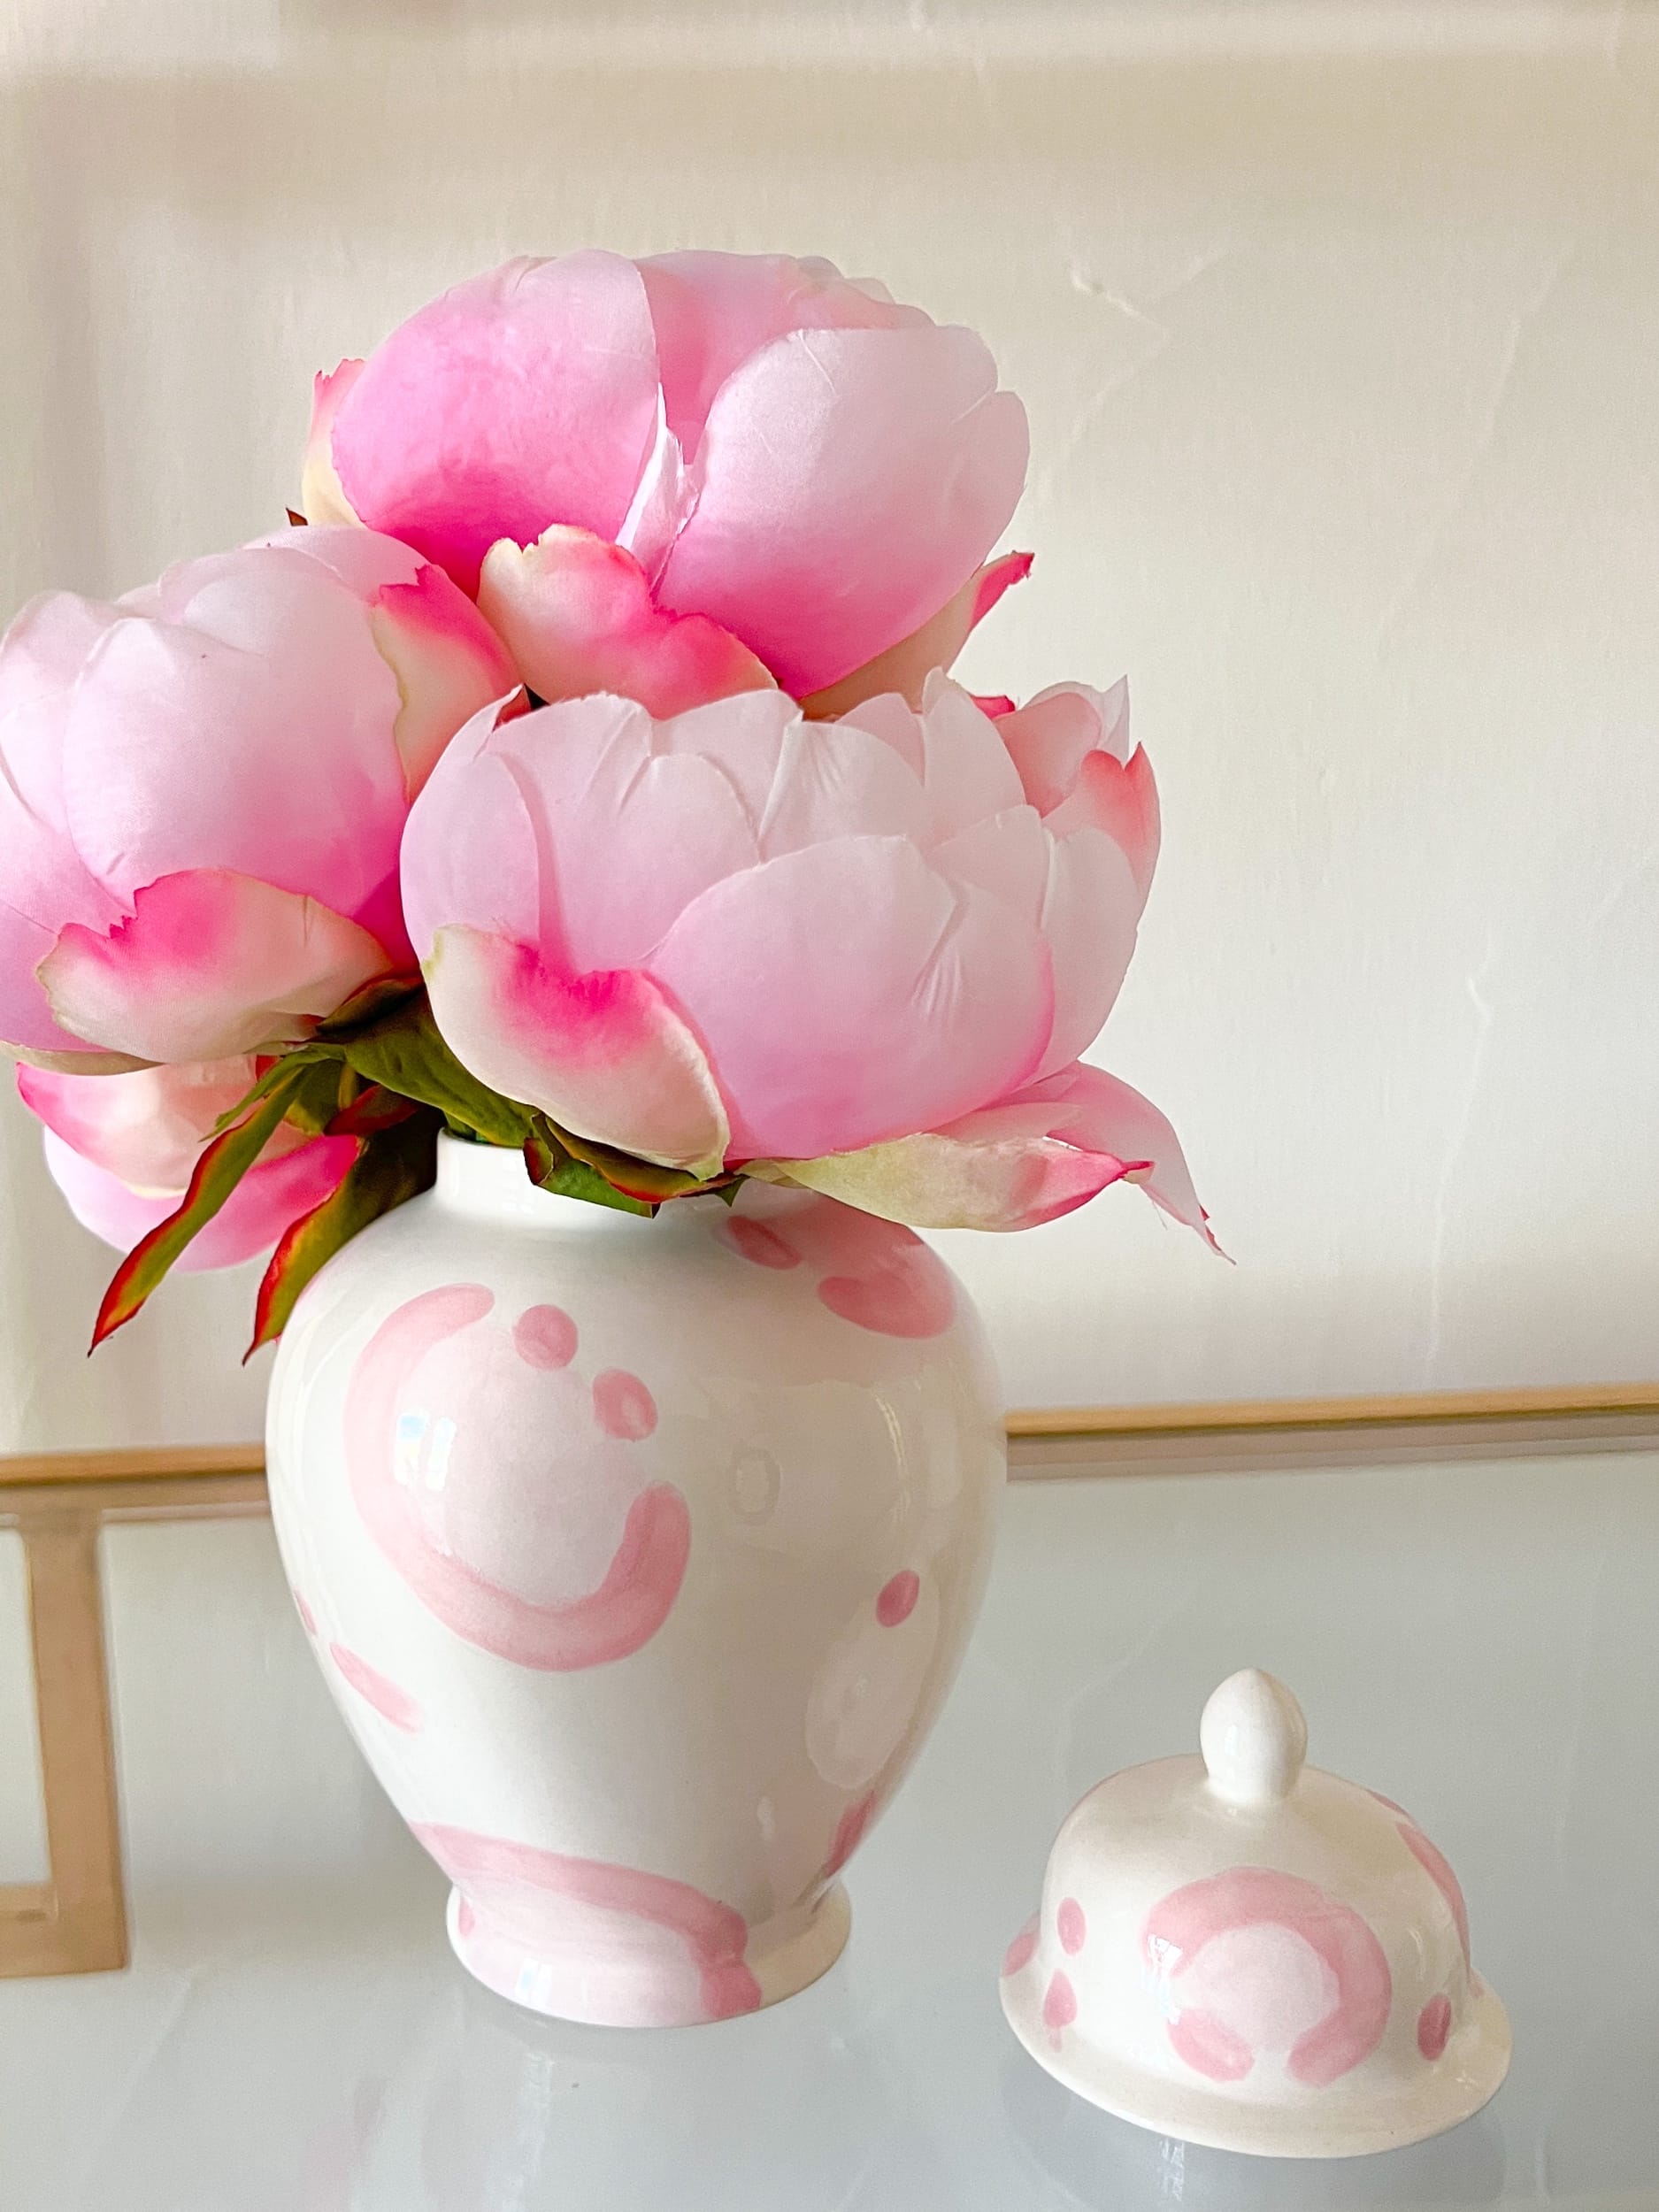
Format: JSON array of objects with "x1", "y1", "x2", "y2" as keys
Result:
[
  {"x1": 266, "y1": 1136, "x2": 1003, "y2": 2028},
  {"x1": 1001, "y1": 1670, "x2": 1511, "y2": 2157}
]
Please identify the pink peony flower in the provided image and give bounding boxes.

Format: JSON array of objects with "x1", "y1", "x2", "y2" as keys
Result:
[
  {"x1": 0, "y1": 526, "x2": 516, "y2": 1068},
  {"x1": 303, "y1": 251, "x2": 1029, "y2": 709},
  {"x1": 17, "y1": 1061, "x2": 356, "y2": 1269},
  {"x1": 401, "y1": 672, "x2": 1208, "y2": 1235}
]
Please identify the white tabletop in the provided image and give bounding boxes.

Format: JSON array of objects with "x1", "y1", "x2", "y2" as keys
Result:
[{"x1": 3, "y1": 1448, "x2": 1655, "y2": 2210}]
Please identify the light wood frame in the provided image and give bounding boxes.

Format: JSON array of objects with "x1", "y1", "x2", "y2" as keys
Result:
[{"x1": 4, "y1": 1384, "x2": 1656, "y2": 1979}]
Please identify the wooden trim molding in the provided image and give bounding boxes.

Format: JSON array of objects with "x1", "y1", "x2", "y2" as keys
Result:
[
  {"x1": 0, "y1": 1509, "x2": 126, "y2": 1978},
  {"x1": 1, "y1": 1381, "x2": 1655, "y2": 1980}
]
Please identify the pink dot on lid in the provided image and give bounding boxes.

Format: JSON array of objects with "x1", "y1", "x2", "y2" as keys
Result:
[
  {"x1": 876, "y1": 1570, "x2": 920, "y2": 1627},
  {"x1": 720, "y1": 1217, "x2": 802, "y2": 1270},
  {"x1": 513, "y1": 1303, "x2": 579, "y2": 1369},
  {"x1": 1417, "y1": 1993, "x2": 1453, "y2": 2060},
  {"x1": 593, "y1": 1368, "x2": 658, "y2": 1440},
  {"x1": 1042, "y1": 1969, "x2": 1078, "y2": 2037},
  {"x1": 1057, "y1": 1897, "x2": 1087, "y2": 1955},
  {"x1": 293, "y1": 1592, "x2": 317, "y2": 1637},
  {"x1": 1002, "y1": 1922, "x2": 1038, "y2": 1978}
]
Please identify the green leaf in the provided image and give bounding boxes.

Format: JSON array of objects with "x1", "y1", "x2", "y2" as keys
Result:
[
  {"x1": 280, "y1": 1056, "x2": 357, "y2": 1137},
  {"x1": 247, "y1": 1110, "x2": 441, "y2": 1356},
  {"x1": 208, "y1": 1045, "x2": 333, "y2": 1137},
  {"x1": 524, "y1": 1121, "x2": 655, "y2": 1217},
  {"x1": 91, "y1": 1065, "x2": 313, "y2": 1348},
  {"x1": 316, "y1": 969, "x2": 423, "y2": 1037},
  {"x1": 335, "y1": 997, "x2": 534, "y2": 1147},
  {"x1": 324, "y1": 1083, "x2": 422, "y2": 1140},
  {"x1": 548, "y1": 1120, "x2": 718, "y2": 1203}
]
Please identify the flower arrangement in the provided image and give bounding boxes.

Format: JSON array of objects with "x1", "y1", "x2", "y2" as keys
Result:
[{"x1": 0, "y1": 250, "x2": 1211, "y2": 1353}]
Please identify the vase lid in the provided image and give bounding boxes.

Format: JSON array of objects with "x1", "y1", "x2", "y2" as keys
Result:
[{"x1": 999, "y1": 1669, "x2": 1510, "y2": 2158}]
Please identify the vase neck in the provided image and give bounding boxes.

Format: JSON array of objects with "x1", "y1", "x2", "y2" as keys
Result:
[{"x1": 433, "y1": 1135, "x2": 662, "y2": 1235}]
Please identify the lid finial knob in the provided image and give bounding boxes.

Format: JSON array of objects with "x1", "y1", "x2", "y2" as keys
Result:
[{"x1": 1200, "y1": 1669, "x2": 1309, "y2": 1804}]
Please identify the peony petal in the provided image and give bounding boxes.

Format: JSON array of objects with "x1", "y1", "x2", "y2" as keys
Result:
[
  {"x1": 657, "y1": 325, "x2": 1029, "y2": 696},
  {"x1": 802, "y1": 550, "x2": 1033, "y2": 720},
  {"x1": 299, "y1": 359, "x2": 367, "y2": 528},
  {"x1": 39, "y1": 869, "x2": 393, "y2": 1062},
  {"x1": 930, "y1": 806, "x2": 1049, "y2": 929},
  {"x1": 398, "y1": 710, "x2": 545, "y2": 957},
  {"x1": 756, "y1": 717, "x2": 928, "y2": 860},
  {"x1": 368, "y1": 561, "x2": 520, "y2": 799},
  {"x1": 638, "y1": 250, "x2": 919, "y2": 459},
  {"x1": 647, "y1": 835, "x2": 1051, "y2": 1161},
  {"x1": 996, "y1": 680, "x2": 1127, "y2": 815},
  {"x1": 424, "y1": 923, "x2": 729, "y2": 1175},
  {"x1": 915, "y1": 672, "x2": 1028, "y2": 841},
  {"x1": 764, "y1": 1059, "x2": 1213, "y2": 1239},
  {"x1": 328, "y1": 253, "x2": 662, "y2": 595},
  {"x1": 16, "y1": 1056, "x2": 301, "y2": 1190},
  {"x1": 63, "y1": 544, "x2": 411, "y2": 924},
  {"x1": 1046, "y1": 741, "x2": 1161, "y2": 903},
  {"x1": 477, "y1": 527, "x2": 774, "y2": 718},
  {"x1": 479, "y1": 690, "x2": 771, "y2": 972},
  {"x1": 1033, "y1": 826, "x2": 1145, "y2": 1079},
  {"x1": 41, "y1": 1125, "x2": 357, "y2": 1271},
  {"x1": 0, "y1": 595, "x2": 128, "y2": 1054},
  {"x1": 1024, "y1": 1060, "x2": 1215, "y2": 1242}
]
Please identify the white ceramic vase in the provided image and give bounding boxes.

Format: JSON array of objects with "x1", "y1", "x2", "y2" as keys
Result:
[{"x1": 266, "y1": 1137, "x2": 1003, "y2": 2028}]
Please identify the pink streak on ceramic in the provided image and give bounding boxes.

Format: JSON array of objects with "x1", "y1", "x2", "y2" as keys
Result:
[
  {"x1": 717, "y1": 1215, "x2": 803, "y2": 1270},
  {"x1": 414, "y1": 1822, "x2": 763, "y2": 2024},
  {"x1": 591, "y1": 1369, "x2": 658, "y2": 1440},
  {"x1": 1170, "y1": 2008, "x2": 1254, "y2": 2083},
  {"x1": 1144, "y1": 1867, "x2": 1393, "y2": 2088},
  {"x1": 512, "y1": 1302, "x2": 579, "y2": 1370},
  {"x1": 817, "y1": 1255, "x2": 955, "y2": 1339},
  {"x1": 1367, "y1": 1786, "x2": 1414, "y2": 1820},
  {"x1": 875, "y1": 1570, "x2": 920, "y2": 1627},
  {"x1": 1002, "y1": 1916, "x2": 1039, "y2": 1978},
  {"x1": 346, "y1": 1286, "x2": 690, "y2": 1669},
  {"x1": 1042, "y1": 1968, "x2": 1078, "y2": 2045},
  {"x1": 294, "y1": 1591, "x2": 318, "y2": 1636},
  {"x1": 329, "y1": 1642, "x2": 425, "y2": 1732},
  {"x1": 1397, "y1": 1819, "x2": 1471, "y2": 1969},
  {"x1": 823, "y1": 1790, "x2": 877, "y2": 1878},
  {"x1": 1417, "y1": 1993, "x2": 1453, "y2": 2060},
  {"x1": 1057, "y1": 1896, "x2": 1087, "y2": 1955}
]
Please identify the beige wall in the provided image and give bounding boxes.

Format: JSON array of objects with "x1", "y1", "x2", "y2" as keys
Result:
[{"x1": 3, "y1": 3, "x2": 1657, "y2": 1447}]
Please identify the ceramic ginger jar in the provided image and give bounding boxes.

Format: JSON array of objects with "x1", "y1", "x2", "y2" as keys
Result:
[{"x1": 267, "y1": 1136, "x2": 1003, "y2": 2027}]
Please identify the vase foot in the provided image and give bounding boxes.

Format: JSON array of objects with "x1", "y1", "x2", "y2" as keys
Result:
[{"x1": 443, "y1": 1878, "x2": 851, "y2": 2028}]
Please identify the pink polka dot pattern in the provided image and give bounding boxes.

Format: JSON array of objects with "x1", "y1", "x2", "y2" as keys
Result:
[
  {"x1": 1057, "y1": 1896, "x2": 1087, "y2": 1955},
  {"x1": 1144, "y1": 1867, "x2": 1392, "y2": 2088},
  {"x1": 1417, "y1": 1993, "x2": 1453, "y2": 2060},
  {"x1": 1002, "y1": 1918, "x2": 1039, "y2": 1978},
  {"x1": 346, "y1": 1286, "x2": 689, "y2": 1671},
  {"x1": 294, "y1": 1591, "x2": 317, "y2": 1637},
  {"x1": 818, "y1": 1257, "x2": 955, "y2": 1340},
  {"x1": 418, "y1": 1821, "x2": 763, "y2": 2025},
  {"x1": 513, "y1": 1302, "x2": 579, "y2": 1370},
  {"x1": 718, "y1": 1217, "x2": 803, "y2": 1270},
  {"x1": 1042, "y1": 1968, "x2": 1078, "y2": 2045},
  {"x1": 592, "y1": 1369, "x2": 658, "y2": 1440},
  {"x1": 330, "y1": 1642, "x2": 425, "y2": 1732},
  {"x1": 876, "y1": 1570, "x2": 920, "y2": 1627},
  {"x1": 823, "y1": 1790, "x2": 877, "y2": 1878}
]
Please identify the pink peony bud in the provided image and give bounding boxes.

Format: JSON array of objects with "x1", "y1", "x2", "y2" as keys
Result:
[
  {"x1": 0, "y1": 526, "x2": 516, "y2": 1067},
  {"x1": 17, "y1": 1061, "x2": 355, "y2": 1270},
  {"x1": 304, "y1": 251, "x2": 1029, "y2": 704},
  {"x1": 399, "y1": 672, "x2": 1203, "y2": 1234}
]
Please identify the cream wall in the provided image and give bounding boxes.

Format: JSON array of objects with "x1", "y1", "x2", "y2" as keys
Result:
[{"x1": 2, "y1": 2, "x2": 1657, "y2": 1448}]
